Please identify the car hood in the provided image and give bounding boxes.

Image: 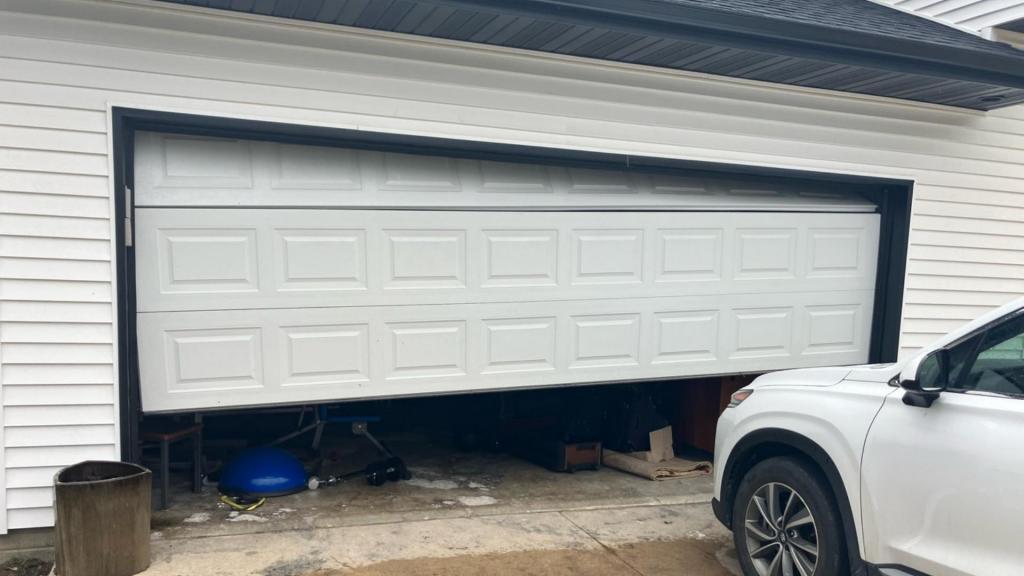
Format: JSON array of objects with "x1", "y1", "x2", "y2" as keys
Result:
[
  {"x1": 750, "y1": 366, "x2": 855, "y2": 388},
  {"x1": 750, "y1": 362, "x2": 903, "y2": 389},
  {"x1": 844, "y1": 362, "x2": 903, "y2": 383}
]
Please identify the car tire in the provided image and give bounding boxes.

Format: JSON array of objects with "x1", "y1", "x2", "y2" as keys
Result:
[{"x1": 731, "y1": 456, "x2": 846, "y2": 576}]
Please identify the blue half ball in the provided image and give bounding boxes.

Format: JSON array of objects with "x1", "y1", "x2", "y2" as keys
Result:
[{"x1": 219, "y1": 447, "x2": 307, "y2": 497}]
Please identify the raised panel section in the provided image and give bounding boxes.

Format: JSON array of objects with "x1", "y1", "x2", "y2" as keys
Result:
[
  {"x1": 159, "y1": 228, "x2": 258, "y2": 294},
  {"x1": 164, "y1": 328, "x2": 262, "y2": 392},
  {"x1": 271, "y1": 144, "x2": 361, "y2": 190},
  {"x1": 572, "y1": 229, "x2": 643, "y2": 285},
  {"x1": 804, "y1": 305, "x2": 860, "y2": 354},
  {"x1": 137, "y1": 290, "x2": 874, "y2": 412},
  {"x1": 135, "y1": 132, "x2": 880, "y2": 212},
  {"x1": 385, "y1": 321, "x2": 466, "y2": 379},
  {"x1": 134, "y1": 189, "x2": 879, "y2": 412},
  {"x1": 159, "y1": 136, "x2": 252, "y2": 188},
  {"x1": 651, "y1": 175, "x2": 709, "y2": 195},
  {"x1": 571, "y1": 314, "x2": 640, "y2": 368},
  {"x1": 378, "y1": 152, "x2": 461, "y2": 191},
  {"x1": 281, "y1": 324, "x2": 368, "y2": 385},
  {"x1": 276, "y1": 228, "x2": 366, "y2": 291},
  {"x1": 735, "y1": 229, "x2": 797, "y2": 280},
  {"x1": 478, "y1": 161, "x2": 551, "y2": 192},
  {"x1": 567, "y1": 168, "x2": 633, "y2": 193},
  {"x1": 730, "y1": 308, "x2": 792, "y2": 359},
  {"x1": 653, "y1": 311, "x2": 718, "y2": 364},
  {"x1": 482, "y1": 317, "x2": 556, "y2": 374},
  {"x1": 656, "y1": 229, "x2": 722, "y2": 282},
  {"x1": 482, "y1": 230, "x2": 558, "y2": 287},
  {"x1": 384, "y1": 230, "x2": 466, "y2": 289},
  {"x1": 807, "y1": 228, "x2": 864, "y2": 278}
]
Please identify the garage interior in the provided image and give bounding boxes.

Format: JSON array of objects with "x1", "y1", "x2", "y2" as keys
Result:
[{"x1": 116, "y1": 110, "x2": 910, "y2": 522}]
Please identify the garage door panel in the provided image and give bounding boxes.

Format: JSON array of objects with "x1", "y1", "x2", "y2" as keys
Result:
[
  {"x1": 162, "y1": 327, "x2": 263, "y2": 394},
  {"x1": 135, "y1": 132, "x2": 876, "y2": 212},
  {"x1": 481, "y1": 230, "x2": 559, "y2": 287},
  {"x1": 135, "y1": 210, "x2": 879, "y2": 312},
  {"x1": 138, "y1": 291, "x2": 874, "y2": 412},
  {"x1": 280, "y1": 324, "x2": 369, "y2": 387},
  {"x1": 275, "y1": 228, "x2": 366, "y2": 292},
  {"x1": 134, "y1": 133, "x2": 882, "y2": 413},
  {"x1": 655, "y1": 229, "x2": 723, "y2": 283},
  {"x1": 158, "y1": 227, "x2": 259, "y2": 294},
  {"x1": 480, "y1": 317, "x2": 558, "y2": 374}
]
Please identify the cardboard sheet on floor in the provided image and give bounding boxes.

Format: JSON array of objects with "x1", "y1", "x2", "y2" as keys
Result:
[{"x1": 602, "y1": 450, "x2": 711, "y2": 481}]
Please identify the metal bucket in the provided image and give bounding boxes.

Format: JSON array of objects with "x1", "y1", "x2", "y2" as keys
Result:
[{"x1": 54, "y1": 461, "x2": 152, "y2": 576}]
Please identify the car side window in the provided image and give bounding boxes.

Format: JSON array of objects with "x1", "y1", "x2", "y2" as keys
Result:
[
  {"x1": 952, "y1": 315, "x2": 1024, "y2": 396},
  {"x1": 940, "y1": 332, "x2": 983, "y2": 390}
]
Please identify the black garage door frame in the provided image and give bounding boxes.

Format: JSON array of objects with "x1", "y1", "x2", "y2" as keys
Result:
[{"x1": 111, "y1": 107, "x2": 913, "y2": 462}]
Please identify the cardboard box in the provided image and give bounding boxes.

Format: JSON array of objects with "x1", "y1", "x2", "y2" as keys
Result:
[{"x1": 629, "y1": 425, "x2": 674, "y2": 463}]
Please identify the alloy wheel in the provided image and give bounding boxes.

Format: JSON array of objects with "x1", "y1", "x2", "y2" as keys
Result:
[{"x1": 743, "y1": 482, "x2": 819, "y2": 576}]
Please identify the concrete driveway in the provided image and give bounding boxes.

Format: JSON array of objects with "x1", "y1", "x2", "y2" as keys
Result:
[
  {"x1": 138, "y1": 440, "x2": 738, "y2": 575},
  {"x1": 145, "y1": 501, "x2": 738, "y2": 575}
]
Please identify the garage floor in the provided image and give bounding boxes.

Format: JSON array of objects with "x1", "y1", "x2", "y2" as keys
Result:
[{"x1": 144, "y1": 434, "x2": 738, "y2": 575}]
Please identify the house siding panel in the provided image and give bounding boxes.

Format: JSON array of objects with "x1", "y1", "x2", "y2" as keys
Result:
[{"x1": 0, "y1": 0, "x2": 1022, "y2": 531}]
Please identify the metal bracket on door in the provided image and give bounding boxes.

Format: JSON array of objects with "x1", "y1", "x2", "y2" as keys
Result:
[{"x1": 125, "y1": 186, "x2": 133, "y2": 248}]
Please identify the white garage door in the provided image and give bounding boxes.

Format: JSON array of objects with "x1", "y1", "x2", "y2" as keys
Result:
[{"x1": 134, "y1": 132, "x2": 880, "y2": 412}]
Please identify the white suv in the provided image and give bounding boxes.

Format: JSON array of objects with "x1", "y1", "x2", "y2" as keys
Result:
[{"x1": 713, "y1": 298, "x2": 1024, "y2": 576}]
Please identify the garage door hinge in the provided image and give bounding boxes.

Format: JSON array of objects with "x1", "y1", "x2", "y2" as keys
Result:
[{"x1": 124, "y1": 186, "x2": 133, "y2": 248}]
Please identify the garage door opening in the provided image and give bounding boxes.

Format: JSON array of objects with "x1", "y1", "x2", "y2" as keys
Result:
[
  {"x1": 144, "y1": 377, "x2": 749, "y2": 525},
  {"x1": 113, "y1": 110, "x2": 911, "y2": 517}
]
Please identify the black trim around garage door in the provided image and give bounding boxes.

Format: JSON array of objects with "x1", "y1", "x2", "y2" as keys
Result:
[{"x1": 111, "y1": 107, "x2": 912, "y2": 461}]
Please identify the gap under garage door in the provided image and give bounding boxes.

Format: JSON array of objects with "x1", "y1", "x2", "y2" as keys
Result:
[{"x1": 133, "y1": 132, "x2": 880, "y2": 413}]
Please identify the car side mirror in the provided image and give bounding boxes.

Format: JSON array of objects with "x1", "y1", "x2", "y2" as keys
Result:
[{"x1": 900, "y1": 349, "x2": 948, "y2": 408}]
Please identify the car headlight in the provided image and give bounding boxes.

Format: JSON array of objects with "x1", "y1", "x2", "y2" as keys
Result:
[{"x1": 727, "y1": 389, "x2": 754, "y2": 408}]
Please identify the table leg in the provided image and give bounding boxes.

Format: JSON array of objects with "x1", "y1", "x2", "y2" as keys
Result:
[{"x1": 160, "y1": 439, "x2": 170, "y2": 510}]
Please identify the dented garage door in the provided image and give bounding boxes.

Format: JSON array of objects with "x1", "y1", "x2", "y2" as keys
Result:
[{"x1": 133, "y1": 132, "x2": 879, "y2": 412}]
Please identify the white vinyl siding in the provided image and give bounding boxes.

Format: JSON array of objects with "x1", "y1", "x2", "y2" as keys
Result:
[
  {"x1": 0, "y1": 100, "x2": 118, "y2": 531},
  {"x1": 0, "y1": 0, "x2": 1023, "y2": 530}
]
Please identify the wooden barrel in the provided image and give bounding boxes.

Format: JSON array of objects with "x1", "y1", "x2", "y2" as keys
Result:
[{"x1": 54, "y1": 461, "x2": 152, "y2": 576}]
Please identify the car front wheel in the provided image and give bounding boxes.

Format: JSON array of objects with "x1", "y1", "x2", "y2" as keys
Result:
[{"x1": 732, "y1": 456, "x2": 845, "y2": 576}]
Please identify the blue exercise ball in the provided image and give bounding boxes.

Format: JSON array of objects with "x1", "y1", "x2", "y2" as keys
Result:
[{"x1": 219, "y1": 447, "x2": 307, "y2": 497}]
